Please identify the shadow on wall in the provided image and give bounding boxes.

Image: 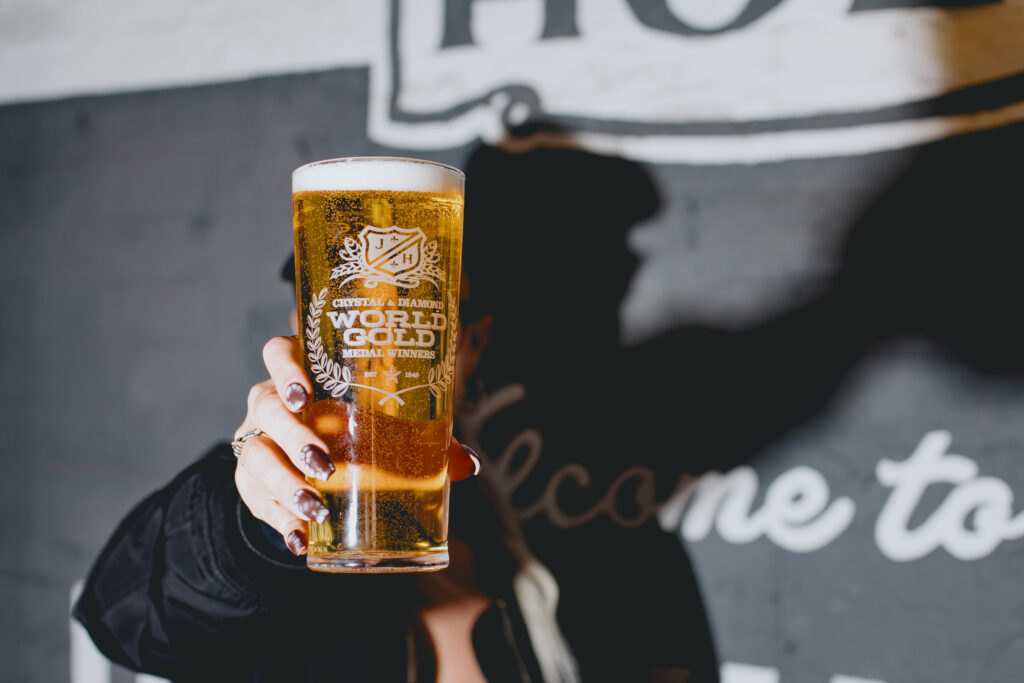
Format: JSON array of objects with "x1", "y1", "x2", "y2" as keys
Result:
[
  {"x1": 465, "y1": 118, "x2": 1024, "y2": 478},
  {"x1": 459, "y1": 108, "x2": 1024, "y2": 683}
]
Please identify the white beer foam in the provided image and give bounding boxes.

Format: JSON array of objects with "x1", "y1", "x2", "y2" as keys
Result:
[{"x1": 293, "y1": 157, "x2": 464, "y2": 194}]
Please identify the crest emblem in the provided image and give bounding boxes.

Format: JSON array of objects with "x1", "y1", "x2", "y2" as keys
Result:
[{"x1": 331, "y1": 225, "x2": 445, "y2": 289}]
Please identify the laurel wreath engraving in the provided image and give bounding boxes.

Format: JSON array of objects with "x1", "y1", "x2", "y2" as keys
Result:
[
  {"x1": 426, "y1": 290, "x2": 458, "y2": 398},
  {"x1": 331, "y1": 234, "x2": 445, "y2": 289},
  {"x1": 305, "y1": 287, "x2": 459, "y2": 406},
  {"x1": 306, "y1": 288, "x2": 353, "y2": 399}
]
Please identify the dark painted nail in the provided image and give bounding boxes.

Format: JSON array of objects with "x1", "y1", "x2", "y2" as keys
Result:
[
  {"x1": 293, "y1": 490, "x2": 330, "y2": 524},
  {"x1": 299, "y1": 444, "x2": 335, "y2": 481},
  {"x1": 462, "y1": 444, "x2": 482, "y2": 476},
  {"x1": 283, "y1": 383, "x2": 309, "y2": 412},
  {"x1": 285, "y1": 530, "x2": 307, "y2": 556}
]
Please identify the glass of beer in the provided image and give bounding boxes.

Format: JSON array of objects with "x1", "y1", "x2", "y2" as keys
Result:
[{"x1": 291, "y1": 157, "x2": 464, "y2": 572}]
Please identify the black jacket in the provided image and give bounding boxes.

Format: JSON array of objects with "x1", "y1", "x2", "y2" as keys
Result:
[{"x1": 72, "y1": 444, "x2": 546, "y2": 682}]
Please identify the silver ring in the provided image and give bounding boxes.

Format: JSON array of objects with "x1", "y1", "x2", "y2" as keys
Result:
[{"x1": 231, "y1": 428, "x2": 266, "y2": 459}]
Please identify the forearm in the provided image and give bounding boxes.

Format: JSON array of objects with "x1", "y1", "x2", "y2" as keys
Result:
[{"x1": 72, "y1": 444, "x2": 304, "y2": 677}]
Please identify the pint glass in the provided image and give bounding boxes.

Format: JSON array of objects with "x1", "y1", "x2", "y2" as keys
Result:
[{"x1": 291, "y1": 157, "x2": 464, "y2": 572}]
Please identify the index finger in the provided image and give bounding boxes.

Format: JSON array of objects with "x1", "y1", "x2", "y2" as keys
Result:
[{"x1": 263, "y1": 336, "x2": 313, "y2": 413}]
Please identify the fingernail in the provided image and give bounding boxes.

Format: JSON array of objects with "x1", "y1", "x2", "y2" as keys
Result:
[
  {"x1": 285, "y1": 530, "x2": 307, "y2": 556},
  {"x1": 293, "y1": 490, "x2": 330, "y2": 524},
  {"x1": 462, "y1": 444, "x2": 482, "y2": 476},
  {"x1": 283, "y1": 383, "x2": 309, "y2": 412},
  {"x1": 299, "y1": 444, "x2": 335, "y2": 481}
]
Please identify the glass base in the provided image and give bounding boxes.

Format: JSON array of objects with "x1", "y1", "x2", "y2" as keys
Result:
[{"x1": 306, "y1": 549, "x2": 449, "y2": 573}]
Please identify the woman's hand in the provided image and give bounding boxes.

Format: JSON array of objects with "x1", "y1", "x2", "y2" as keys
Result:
[{"x1": 233, "y1": 335, "x2": 480, "y2": 556}]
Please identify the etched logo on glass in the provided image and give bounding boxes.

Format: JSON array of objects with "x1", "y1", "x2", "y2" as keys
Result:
[{"x1": 332, "y1": 225, "x2": 445, "y2": 289}]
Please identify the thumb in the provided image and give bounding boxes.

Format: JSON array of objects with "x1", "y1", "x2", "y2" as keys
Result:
[{"x1": 450, "y1": 439, "x2": 482, "y2": 482}]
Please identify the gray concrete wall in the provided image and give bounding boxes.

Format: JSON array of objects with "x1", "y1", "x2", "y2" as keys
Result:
[{"x1": 0, "y1": 68, "x2": 404, "y2": 682}]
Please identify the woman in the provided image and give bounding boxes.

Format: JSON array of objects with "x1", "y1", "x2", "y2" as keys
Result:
[{"x1": 75, "y1": 144, "x2": 720, "y2": 682}]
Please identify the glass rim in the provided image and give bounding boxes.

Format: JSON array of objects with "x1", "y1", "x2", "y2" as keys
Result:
[{"x1": 292, "y1": 156, "x2": 465, "y2": 180}]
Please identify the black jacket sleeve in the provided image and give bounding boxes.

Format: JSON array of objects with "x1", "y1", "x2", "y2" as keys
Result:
[{"x1": 71, "y1": 443, "x2": 307, "y2": 679}]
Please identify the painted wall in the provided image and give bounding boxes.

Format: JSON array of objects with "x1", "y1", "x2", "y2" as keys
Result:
[{"x1": 2, "y1": 1, "x2": 1024, "y2": 681}]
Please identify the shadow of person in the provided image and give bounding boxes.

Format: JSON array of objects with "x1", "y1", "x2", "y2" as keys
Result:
[{"x1": 459, "y1": 117, "x2": 1024, "y2": 682}]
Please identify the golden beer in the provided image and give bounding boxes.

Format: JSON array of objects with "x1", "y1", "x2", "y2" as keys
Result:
[{"x1": 291, "y1": 158, "x2": 464, "y2": 572}]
